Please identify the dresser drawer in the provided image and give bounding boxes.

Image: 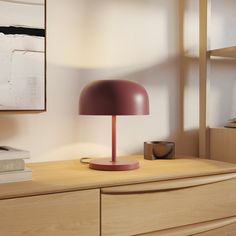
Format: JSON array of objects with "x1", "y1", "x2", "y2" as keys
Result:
[
  {"x1": 101, "y1": 174, "x2": 236, "y2": 236},
  {"x1": 0, "y1": 189, "x2": 100, "y2": 236}
]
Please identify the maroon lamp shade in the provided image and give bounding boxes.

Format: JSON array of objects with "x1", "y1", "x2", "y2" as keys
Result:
[
  {"x1": 79, "y1": 80, "x2": 149, "y2": 115},
  {"x1": 79, "y1": 80, "x2": 149, "y2": 171}
]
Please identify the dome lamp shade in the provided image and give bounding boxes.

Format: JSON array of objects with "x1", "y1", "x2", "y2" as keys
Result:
[{"x1": 79, "y1": 80, "x2": 149, "y2": 171}]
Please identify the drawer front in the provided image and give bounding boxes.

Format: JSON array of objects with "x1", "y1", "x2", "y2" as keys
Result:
[
  {"x1": 140, "y1": 216, "x2": 236, "y2": 236},
  {"x1": 101, "y1": 176, "x2": 236, "y2": 236},
  {"x1": 0, "y1": 189, "x2": 100, "y2": 236}
]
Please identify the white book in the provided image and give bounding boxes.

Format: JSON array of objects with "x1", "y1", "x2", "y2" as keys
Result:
[
  {"x1": 224, "y1": 122, "x2": 236, "y2": 128},
  {"x1": 0, "y1": 168, "x2": 32, "y2": 184},
  {"x1": 228, "y1": 117, "x2": 236, "y2": 123},
  {"x1": 0, "y1": 159, "x2": 25, "y2": 172},
  {"x1": 0, "y1": 146, "x2": 30, "y2": 160}
]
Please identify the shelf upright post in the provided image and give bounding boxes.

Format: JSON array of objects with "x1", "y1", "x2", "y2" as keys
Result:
[{"x1": 199, "y1": 0, "x2": 211, "y2": 158}]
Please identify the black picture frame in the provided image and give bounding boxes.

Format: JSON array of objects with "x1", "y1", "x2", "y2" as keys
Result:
[{"x1": 0, "y1": 0, "x2": 46, "y2": 112}]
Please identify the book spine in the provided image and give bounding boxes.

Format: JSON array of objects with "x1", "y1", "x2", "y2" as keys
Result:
[
  {"x1": 0, "y1": 146, "x2": 30, "y2": 160},
  {"x1": 0, "y1": 159, "x2": 25, "y2": 172},
  {"x1": 0, "y1": 169, "x2": 32, "y2": 184}
]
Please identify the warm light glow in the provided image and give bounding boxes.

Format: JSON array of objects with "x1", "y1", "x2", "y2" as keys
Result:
[
  {"x1": 48, "y1": 0, "x2": 169, "y2": 70},
  {"x1": 184, "y1": 7, "x2": 199, "y2": 56},
  {"x1": 33, "y1": 142, "x2": 128, "y2": 163}
]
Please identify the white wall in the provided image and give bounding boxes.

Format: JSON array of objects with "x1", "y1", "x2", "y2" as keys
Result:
[{"x1": 0, "y1": 0, "x2": 197, "y2": 162}]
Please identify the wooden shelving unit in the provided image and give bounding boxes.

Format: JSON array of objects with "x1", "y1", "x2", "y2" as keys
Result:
[
  {"x1": 199, "y1": 0, "x2": 236, "y2": 162},
  {"x1": 209, "y1": 45, "x2": 236, "y2": 162},
  {"x1": 208, "y1": 45, "x2": 236, "y2": 161}
]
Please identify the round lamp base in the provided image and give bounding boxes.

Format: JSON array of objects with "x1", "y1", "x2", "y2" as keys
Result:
[{"x1": 89, "y1": 158, "x2": 139, "y2": 171}]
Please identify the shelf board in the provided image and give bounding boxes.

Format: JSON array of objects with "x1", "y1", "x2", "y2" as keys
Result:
[
  {"x1": 208, "y1": 46, "x2": 236, "y2": 59},
  {"x1": 210, "y1": 127, "x2": 236, "y2": 131}
]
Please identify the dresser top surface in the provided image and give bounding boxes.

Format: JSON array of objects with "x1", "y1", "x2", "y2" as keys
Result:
[{"x1": 1, "y1": 155, "x2": 236, "y2": 199}]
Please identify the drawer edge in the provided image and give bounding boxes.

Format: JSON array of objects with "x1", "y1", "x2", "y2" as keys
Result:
[
  {"x1": 139, "y1": 216, "x2": 236, "y2": 236},
  {"x1": 102, "y1": 172, "x2": 236, "y2": 194}
]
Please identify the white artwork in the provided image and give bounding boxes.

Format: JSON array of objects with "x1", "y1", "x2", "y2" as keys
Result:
[{"x1": 0, "y1": 0, "x2": 45, "y2": 110}]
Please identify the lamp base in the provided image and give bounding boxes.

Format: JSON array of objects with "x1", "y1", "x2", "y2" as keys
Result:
[{"x1": 89, "y1": 158, "x2": 139, "y2": 171}]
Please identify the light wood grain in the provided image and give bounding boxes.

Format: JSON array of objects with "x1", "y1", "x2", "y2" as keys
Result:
[
  {"x1": 1, "y1": 156, "x2": 236, "y2": 200},
  {"x1": 199, "y1": 0, "x2": 211, "y2": 158},
  {"x1": 0, "y1": 189, "x2": 100, "y2": 236},
  {"x1": 210, "y1": 127, "x2": 236, "y2": 163},
  {"x1": 0, "y1": 156, "x2": 236, "y2": 236},
  {"x1": 102, "y1": 172, "x2": 236, "y2": 194},
  {"x1": 209, "y1": 46, "x2": 236, "y2": 59},
  {"x1": 139, "y1": 216, "x2": 236, "y2": 236},
  {"x1": 101, "y1": 178, "x2": 236, "y2": 236}
]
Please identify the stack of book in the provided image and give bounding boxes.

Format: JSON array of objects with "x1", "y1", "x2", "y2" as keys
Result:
[
  {"x1": 225, "y1": 117, "x2": 236, "y2": 128},
  {"x1": 0, "y1": 146, "x2": 32, "y2": 184}
]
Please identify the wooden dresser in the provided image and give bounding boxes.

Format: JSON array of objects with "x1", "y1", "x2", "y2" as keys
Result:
[{"x1": 1, "y1": 156, "x2": 236, "y2": 236}]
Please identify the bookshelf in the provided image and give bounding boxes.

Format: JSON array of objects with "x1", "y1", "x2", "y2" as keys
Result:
[
  {"x1": 209, "y1": 46, "x2": 236, "y2": 162},
  {"x1": 199, "y1": 0, "x2": 236, "y2": 162}
]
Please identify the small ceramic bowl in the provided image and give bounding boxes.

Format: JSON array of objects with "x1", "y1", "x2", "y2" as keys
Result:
[{"x1": 144, "y1": 141, "x2": 175, "y2": 160}]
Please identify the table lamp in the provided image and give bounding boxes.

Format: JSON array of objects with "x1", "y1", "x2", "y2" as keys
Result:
[{"x1": 79, "y1": 80, "x2": 149, "y2": 171}]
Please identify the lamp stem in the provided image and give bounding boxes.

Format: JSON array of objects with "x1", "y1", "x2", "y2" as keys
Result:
[{"x1": 112, "y1": 115, "x2": 116, "y2": 162}]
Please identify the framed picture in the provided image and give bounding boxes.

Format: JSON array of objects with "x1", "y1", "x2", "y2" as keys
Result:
[{"x1": 0, "y1": 0, "x2": 46, "y2": 111}]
